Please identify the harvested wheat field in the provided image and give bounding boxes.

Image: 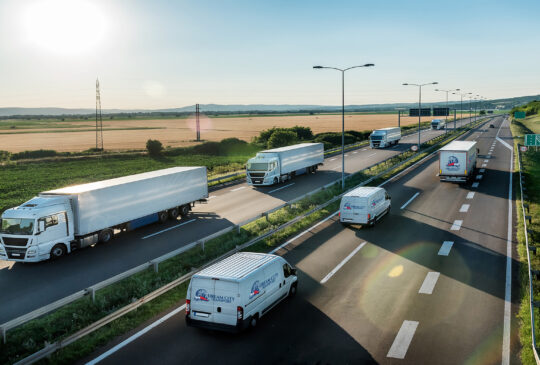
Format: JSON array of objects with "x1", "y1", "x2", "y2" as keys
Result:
[{"x1": 0, "y1": 114, "x2": 441, "y2": 152}]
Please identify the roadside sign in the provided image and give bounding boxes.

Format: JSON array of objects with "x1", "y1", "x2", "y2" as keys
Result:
[
  {"x1": 411, "y1": 145, "x2": 419, "y2": 152},
  {"x1": 514, "y1": 111, "x2": 526, "y2": 119},
  {"x1": 520, "y1": 146, "x2": 528, "y2": 152},
  {"x1": 524, "y1": 134, "x2": 540, "y2": 146}
]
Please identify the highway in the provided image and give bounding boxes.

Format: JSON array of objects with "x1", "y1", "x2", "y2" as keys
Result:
[
  {"x1": 0, "y1": 118, "x2": 481, "y2": 323},
  {"x1": 83, "y1": 115, "x2": 519, "y2": 364}
]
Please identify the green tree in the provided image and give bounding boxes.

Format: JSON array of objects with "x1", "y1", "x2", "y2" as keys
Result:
[
  {"x1": 146, "y1": 139, "x2": 163, "y2": 156},
  {"x1": 267, "y1": 130, "x2": 297, "y2": 148}
]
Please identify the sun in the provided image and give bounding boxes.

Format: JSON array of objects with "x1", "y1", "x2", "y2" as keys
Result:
[{"x1": 22, "y1": 0, "x2": 106, "y2": 54}]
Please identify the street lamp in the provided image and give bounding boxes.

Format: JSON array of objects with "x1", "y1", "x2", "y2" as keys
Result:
[
  {"x1": 313, "y1": 63, "x2": 375, "y2": 190},
  {"x1": 403, "y1": 82, "x2": 438, "y2": 149},
  {"x1": 453, "y1": 91, "x2": 472, "y2": 128},
  {"x1": 435, "y1": 88, "x2": 460, "y2": 132}
]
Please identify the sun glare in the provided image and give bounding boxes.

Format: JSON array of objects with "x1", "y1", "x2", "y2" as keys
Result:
[{"x1": 22, "y1": 0, "x2": 106, "y2": 54}]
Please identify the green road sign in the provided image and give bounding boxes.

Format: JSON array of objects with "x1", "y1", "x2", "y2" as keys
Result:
[
  {"x1": 514, "y1": 111, "x2": 526, "y2": 119},
  {"x1": 524, "y1": 134, "x2": 540, "y2": 146}
]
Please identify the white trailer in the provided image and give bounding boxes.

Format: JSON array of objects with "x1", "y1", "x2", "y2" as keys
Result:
[
  {"x1": 369, "y1": 127, "x2": 401, "y2": 148},
  {"x1": 438, "y1": 141, "x2": 478, "y2": 182},
  {"x1": 246, "y1": 143, "x2": 324, "y2": 186},
  {"x1": 0, "y1": 167, "x2": 208, "y2": 262},
  {"x1": 431, "y1": 119, "x2": 445, "y2": 130}
]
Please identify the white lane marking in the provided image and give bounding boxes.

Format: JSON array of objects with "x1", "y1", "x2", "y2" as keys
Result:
[
  {"x1": 231, "y1": 186, "x2": 246, "y2": 192},
  {"x1": 472, "y1": 182, "x2": 479, "y2": 188},
  {"x1": 86, "y1": 304, "x2": 187, "y2": 365},
  {"x1": 466, "y1": 192, "x2": 475, "y2": 199},
  {"x1": 367, "y1": 153, "x2": 377, "y2": 158},
  {"x1": 207, "y1": 195, "x2": 217, "y2": 199},
  {"x1": 496, "y1": 136, "x2": 512, "y2": 150},
  {"x1": 450, "y1": 220, "x2": 463, "y2": 231},
  {"x1": 268, "y1": 183, "x2": 295, "y2": 194},
  {"x1": 353, "y1": 151, "x2": 358, "y2": 154},
  {"x1": 488, "y1": 151, "x2": 492, "y2": 155},
  {"x1": 387, "y1": 320, "x2": 419, "y2": 359},
  {"x1": 344, "y1": 154, "x2": 349, "y2": 157},
  {"x1": 362, "y1": 148, "x2": 367, "y2": 151},
  {"x1": 329, "y1": 158, "x2": 336, "y2": 161},
  {"x1": 459, "y1": 204, "x2": 470, "y2": 213},
  {"x1": 479, "y1": 168, "x2": 485, "y2": 173},
  {"x1": 438, "y1": 241, "x2": 454, "y2": 256},
  {"x1": 418, "y1": 272, "x2": 440, "y2": 294},
  {"x1": 269, "y1": 212, "x2": 339, "y2": 254},
  {"x1": 142, "y1": 219, "x2": 196, "y2": 240},
  {"x1": 502, "y1": 129, "x2": 513, "y2": 365},
  {"x1": 484, "y1": 159, "x2": 489, "y2": 163},
  {"x1": 482, "y1": 164, "x2": 487, "y2": 168},
  {"x1": 400, "y1": 192, "x2": 420, "y2": 210},
  {"x1": 320, "y1": 242, "x2": 367, "y2": 284},
  {"x1": 476, "y1": 175, "x2": 483, "y2": 180}
]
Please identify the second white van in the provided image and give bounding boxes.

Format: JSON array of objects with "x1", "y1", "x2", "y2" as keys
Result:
[{"x1": 339, "y1": 187, "x2": 391, "y2": 226}]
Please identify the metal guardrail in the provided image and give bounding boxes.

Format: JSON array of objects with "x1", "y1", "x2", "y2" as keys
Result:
[
  {"x1": 0, "y1": 115, "x2": 484, "y2": 345},
  {"x1": 517, "y1": 144, "x2": 540, "y2": 364},
  {"x1": 11, "y1": 117, "x2": 489, "y2": 364}
]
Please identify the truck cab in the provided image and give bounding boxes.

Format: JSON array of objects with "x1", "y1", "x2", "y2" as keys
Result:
[
  {"x1": 246, "y1": 153, "x2": 280, "y2": 186},
  {"x1": 431, "y1": 119, "x2": 445, "y2": 130},
  {"x1": 0, "y1": 195, "x2": 74, "y2": 262}
]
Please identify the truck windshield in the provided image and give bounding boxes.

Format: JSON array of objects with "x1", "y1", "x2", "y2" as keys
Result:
[
  {"x1": 247, "y1": 162, "x2": 269, "y2": 171},
  {"x1": 370, "y1": 135, "x2": 383, "y2": 141},
  {"x1": 1, "y1": 218, "x2": 35, "y2": 235}
]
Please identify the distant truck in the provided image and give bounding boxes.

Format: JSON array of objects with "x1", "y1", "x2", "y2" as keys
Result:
[
  {"x1": 438, "y1": 141, "x2": 479, "y2": 183},
  {"x1": 431, "y1": 119, "x2": 446, "y2": 130},
  {"x1": 186, "y1": 252, "x2": 297, "y2": 332},
  {"x1": 0, "y1": 167, "x2": 208, "y2": 262},
  {"x1": 369, "y1": 127, "x2": 401, "y2": 148},
  {"x1": 246, "y1": 143, "x2": 324, "y2": 186}
]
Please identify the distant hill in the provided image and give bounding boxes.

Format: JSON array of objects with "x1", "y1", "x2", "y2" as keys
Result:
[{"x1": 1, "y1": 94, "x2": 539, "y2": 117}]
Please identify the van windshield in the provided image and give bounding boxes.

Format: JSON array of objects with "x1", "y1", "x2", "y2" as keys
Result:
[{"x1": 1, "y1": 218, "x2": 35, "y2": 235}]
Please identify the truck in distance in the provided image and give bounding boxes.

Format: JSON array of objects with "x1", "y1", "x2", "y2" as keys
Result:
[
  {"x1": 438, "y1": 140, "x2": 479, "y2": 183},
  {"x1": 369, "y1": 127, "x2": 401, "y2": 148},
  {"x1": 0, "y1": 167, "x2": 208, "y2": 262},
  {"x1": 246, "y1": 143, "x2": 324, "y2": 186},
  {"x1": 431, "y1": 119, "x2": 446, "y2": 130},
  {"x1": 186, "y1": 252, "x2": 297, "y2": 332}
]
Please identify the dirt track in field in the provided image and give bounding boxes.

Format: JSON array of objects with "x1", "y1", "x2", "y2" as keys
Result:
[{"x1": 0, "y1": 114, "x2": 440, "y2": 152}]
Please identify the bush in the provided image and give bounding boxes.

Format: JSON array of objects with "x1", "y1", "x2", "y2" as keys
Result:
[
  {"x1": 267, "y1": 130, "x2": 297, "y2": 148},
  {"x1": 290, "y1": 126, "x2": 313, "y2": 140},
  {"x1": 11, "y1": 149, "x2": 58, "y2": 160},
  {"x1": 254, "y1": 126, "x2": 313, "y2": 146},
  {"x1": 146, "y1": 139, "x2": 163, "y2": 156},
  {"x1": 0, "y1": 150, "x2": 11, "y2": 161},
  {"x1": 314, "y1": 132, "x2": 356, "y2": 148}
]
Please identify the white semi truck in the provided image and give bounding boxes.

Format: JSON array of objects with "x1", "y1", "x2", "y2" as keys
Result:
[
  {"x1": 246, "y1": 143, "x2": 324, "y2": 186},
  {"x1": 0, "y1": 167, "x2": 208, "y2": 262},
  {"x1": 431, "y1": 119, "x2": 446, "y2": 130},
  {"x1": 369, "y1": 127, "x2": 401, "y2": 148},
  {"x1": 438, "y1": 141, "x2": 479, "y2": 182}
]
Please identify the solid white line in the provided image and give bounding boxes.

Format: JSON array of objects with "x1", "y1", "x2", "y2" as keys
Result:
[
  {"x1": 450, "y1": 220, "x2": 463, "y2": 231},
  {"x1": 142, "y1": 219, "x2": 196, "y2": 240},
  {"x1": 86, "y1": 304, "x2": 187, "y2": 365},
  {"x1": 362, "y1": 148, "x2": 367, "y2": 151},
  {"x1": 472, "y1": 182, "x2": 479, "y2": 188},
  {"x1": 438, "y1": 241, "x2": 454, "y2": 256},
  {"x1": 367, "y1": 153, "x2": 377, "y2": 158},
  {"x1": 418, "y1": 272, "x2": 440, "y2": 294},
  {"x1": 231, "y1": 186, "x2": 246, "y2": 192},
  {"x1": 268, "y1": 183, "x2": 295, "y2": 194},
  {"x1": 329, "y1": 158, "x2": 336, "y2": 161},
  {"x1": 496, "y1": 136, "x2": 512, "y2": 150},
  {"x1": 320, "y1": 242, "x2": 367, "y2": 284},
  {"x1": 466, "y1": 192, "x2": 475, "y2": 200},
  {"x1": 476, "y1": 175, "x2": 483, "y2": 180},
  {"x1": 488, "y1": 151, "x2": 492, "y2": 155},
  {"x1": 481, "y1": 164, "x2": 487, "y2": 168},
  {"x1": 459, "y1": 204, "x2": 470, "y2": 213},
  {"x1": 502, "y1": 127, "x2": 513, "y2": 365},
  {"x1": 479, "y1": 168, "x2": 485, "y2": 173},
  {"x1": 400, "y1": 192, "x2": 420, "y2": 210},
  {"x1": 387, "y1": 320, "x2": 419, "y2": 359},
  {"x1": 207, "y1": 195, "x2": 217, "y2": 199},
  {"x1": 353, "y1": 151, "x2": 358, "y2": 154}
]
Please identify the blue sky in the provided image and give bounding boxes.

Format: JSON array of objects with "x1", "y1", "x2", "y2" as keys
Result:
[{"x1": 1, "y1": 0, "x2": 539, "y2": 109}]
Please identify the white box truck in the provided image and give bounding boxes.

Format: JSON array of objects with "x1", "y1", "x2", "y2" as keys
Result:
[
  {"x1": 438, "y1": 141, "x2": 478, "y2": 182},
  {"x1": 0, "y1": 167, "x2": 208, "y2": 262},
  {"x1": 246, "y1": 143, "x2": 324, "y2": 186},
  {"x1": 339, "y1": 187, "x2": 391, "y2": 227},
  {"x1": 431, "y1": 119, "x2": 445, "y2": 130},
  {"x1": 186, "y1": 252, "x2": 298, "y2": 332},
  {"x1": 369, "y1": 127, "x2": 401, "y2": 148}
]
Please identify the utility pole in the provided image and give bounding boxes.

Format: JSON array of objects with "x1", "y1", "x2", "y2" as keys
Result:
[
  {"x1": 95, "y1": 78, "x2": 103, "y2": 150},
  {"x1": 195, "y1": 104, "x2": 200, "y2": 141}
]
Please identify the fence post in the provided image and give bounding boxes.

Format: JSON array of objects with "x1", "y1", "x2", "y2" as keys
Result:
[
  {"x1": 86, "y1": 288, "x2": 95, "y2": 303},
  {"x1": 200, "y1": 240, "x2": 205, "y2": 252},
  {"x1": 153, "y1": 261, "x2": 159, "y2": 273},
  {"x1": 1, "y1": 326, "x2": 5, "y2": 344}
]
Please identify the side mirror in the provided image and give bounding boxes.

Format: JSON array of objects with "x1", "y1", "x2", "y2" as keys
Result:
[
  {"x1": 292, "y1": 268, "x2": 297, "y2": 276},
  {"x1": 38, "y1": 220, "x2": 45, "y2": 233}
]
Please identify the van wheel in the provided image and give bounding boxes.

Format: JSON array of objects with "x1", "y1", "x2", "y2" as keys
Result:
[
  {"x1": 98, "y1": 229, "x2": 113, "y2": 243},
  {"x1": 179, "y1": 204, "x2": 190, "y2": 217},
  {"x1": 50, "y1": 244, "x2": 66, "y2": 259},
  {"x1": 250, "y1": 315, "x2": 258, "y2": 328},
  {"x1": 168, "y1": 207, "x2": 179, "y2": 220},
  {"x1": 289, "y1": 283, "x2": 297, "y2": 297}
]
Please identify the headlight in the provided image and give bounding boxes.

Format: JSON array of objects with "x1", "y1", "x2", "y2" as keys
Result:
[{"x1": 27, "y1": 248, "x2": 37, "y2": 255}]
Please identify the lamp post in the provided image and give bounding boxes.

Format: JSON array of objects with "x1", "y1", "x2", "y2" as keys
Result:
[
  {"x1": 434, "y1": 88, "x2": 460, "y2": 133},
  {"x1": 313, "y1": 63, "x2": 375, "y2": 190},
  {"x1": 403, "y1": 82, "x2": 438, "y2": 149},
  {"x1": 453, "y1": 92, "x2": 472, "y2": 128}
]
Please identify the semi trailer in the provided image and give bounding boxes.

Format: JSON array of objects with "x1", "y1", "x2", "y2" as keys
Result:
[
  {"x1": 246, "y1": 143, "x2": 324, "y2": 186},
  {"x1": 369, "y1": 127, "x2": 401, "y2": 148},
  {"x1": 0, "y1": 167, "x2": 208, "y2": 262},
  {"x1": 438, "y1": 141, "x2": 478, "y2": 183}
]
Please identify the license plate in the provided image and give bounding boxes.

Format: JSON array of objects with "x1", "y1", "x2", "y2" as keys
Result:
[
  {"x1": 12, "y1": 253, "x2": 20, "y2": 256},
  {"x1": 194, "y1": 311, "x2": 209, "y2": 318}
]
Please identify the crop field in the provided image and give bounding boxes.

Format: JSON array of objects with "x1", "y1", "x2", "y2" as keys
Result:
[{"x1": 0, "y1": 113, "x2": 444, "y2": 152}]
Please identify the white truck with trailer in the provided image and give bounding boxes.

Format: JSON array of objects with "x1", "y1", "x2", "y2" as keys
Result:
[
  {"x1": 369, "y1": 127, "x2": 401, "y2": 148},
  {"x1": 246, "y1": 143, "x2": 324, "y2": 186},
  {"x1": 339, "y1": 186, "x2": 391, "y2": 227},
  {"x1": 0, "y1": 167, "x2": 208, "y2": 262},
  {"x1": 185, "y1": 252, "x2": 298, "y2": 332},
  {"x1": 431, "y1": 119, "x2": 446, "y2": 130},
  {"x1": 438, "y1": 141, "x2": 479, "y2": 183}
]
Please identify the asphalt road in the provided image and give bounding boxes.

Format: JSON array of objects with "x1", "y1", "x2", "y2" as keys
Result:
[
  {"x1": 0, "y1": 117, "x2": 482, "y2": 323},
  {"x1": 84, "y1": 115, "x2": 518, "y2": 364}
]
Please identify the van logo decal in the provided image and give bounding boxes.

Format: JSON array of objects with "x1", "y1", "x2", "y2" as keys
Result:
[
  {"x1": 249, "y1": 273, "x2": 279, "y2": 299},
  {"x1": 194, "y1": 288, "x2": 235, "y2": 303},
  {"x1": 344, "y1": 202, "x2": 352, "y2": 210},
  {"x1": 249, "y1": 281, "x2": 261, "y2": 299},
  {"x1": 195, "y1": 289, "x2": 209, "y2": 301},
  {"x1": 446, "y1": 156, "x2": 460, "y2": 170}
]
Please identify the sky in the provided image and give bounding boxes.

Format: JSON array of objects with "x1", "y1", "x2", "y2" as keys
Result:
[{"x1": 0, "y1": 0, "x2": 539, "y2": 109}]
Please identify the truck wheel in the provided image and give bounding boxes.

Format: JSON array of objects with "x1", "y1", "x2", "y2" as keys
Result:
[
  {"x1": 179, "y1": 204, "x2": 190, "y2": 217},
  {"x1": 98, "y1": 229, "x2": 113, "y2": 243},
  {"x1": 50, "y1": 244, "x2": 66, "y2": 259},
  {"x1": 273, "y1": 177, "x2": 278, "y2": 185},
  {"x1": 250, "y1": 315, "x2": 258, "y2": 328},
  {"x1": 168, "y1": 208, "x2": 179, "y2": 220},
  {"x1": 289, "y1": 283, "x2": 297, "y2": 297},
  {"x1": 158, "y1": 211, "x2": 168, "y2": 223}
]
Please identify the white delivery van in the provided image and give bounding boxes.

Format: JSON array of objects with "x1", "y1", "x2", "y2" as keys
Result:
[
  {"x1": 339, "y1": 187, "x2": 391, "y2": 226},
  {"x1": 431, "y1": 119, "x2": 445, "y2": 130},
  {"x1": 439, "y1": 140, "x2": 478, "y2": 183},
  {"x1": 369, "y1": 127, "x2": 401, "y2": 148},
  {"x1": 186, "y1": 252, "x2": 298, "y2": 332}
]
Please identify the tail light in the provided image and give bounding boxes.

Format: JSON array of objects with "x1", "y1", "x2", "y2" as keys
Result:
[
  {"x1": 186, "y1": 299, "x2": 191, "y2": 315},
  {"x1": 338, "y1": 212, "x2": 341, "y2": 217},
  {"x1": 237, "y1": 306, "x2": 243, "y2": 321},
  {"x1": 367, "y1": 213, "x2": 371, "y2": 220}
]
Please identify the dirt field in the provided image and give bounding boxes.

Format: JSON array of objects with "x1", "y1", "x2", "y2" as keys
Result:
[{"x1": 0, "y1": 114, "x2": 442, "y2": 152}]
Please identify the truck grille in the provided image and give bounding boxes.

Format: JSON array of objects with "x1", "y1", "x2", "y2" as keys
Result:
[
  {"x1": 5, "y1": 247, "x2": 27, "y2": 259},
  {"x1": 248, "y1": 172, "x2": 265, "y2": 178},
  {"x1": 2, "y1": 237, "x2": 29, "y2": 247}
]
